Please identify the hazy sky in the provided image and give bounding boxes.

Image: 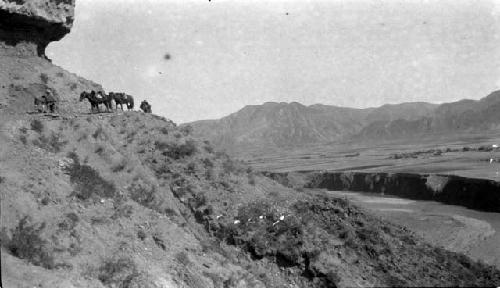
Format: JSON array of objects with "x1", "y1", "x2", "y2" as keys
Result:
[{"x1": 47, "y1": 0, "x2": 500, "y2": 123}]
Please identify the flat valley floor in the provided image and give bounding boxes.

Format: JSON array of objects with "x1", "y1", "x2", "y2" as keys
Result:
[{"x1": 242, "y1": 133, "x2": 500, "y2": 269}]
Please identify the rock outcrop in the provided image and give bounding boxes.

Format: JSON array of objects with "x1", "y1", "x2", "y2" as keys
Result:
[
  {"x1": 0, "y1": 0, "x2": 75, "y2": 57},
  {"x1": 265, "y1": 171, "x2": 500, "y2": 212},
  {"x1": 0, "y1": 0, "x2": 102, "y2": 116}
]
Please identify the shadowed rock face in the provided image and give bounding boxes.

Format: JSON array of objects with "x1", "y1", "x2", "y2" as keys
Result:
[
  {"x1": 265, "y1": 171, "x2": 500, "y2": 212},
  {"x1": 0, "y1": 0, "x2": 75, "y2": 56}
]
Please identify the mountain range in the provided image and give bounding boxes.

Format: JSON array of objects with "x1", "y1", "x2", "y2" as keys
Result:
[{"x1": 189, "y1": 91, "x2": 500, "y2": 152}]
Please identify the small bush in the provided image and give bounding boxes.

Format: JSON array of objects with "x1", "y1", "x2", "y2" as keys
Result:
[
  {"x1": 204, "y1": 144, "x2": 214, "y2": 154},
  {"x1": 152, "y1": 234, "x2": 166, "y2": 250},
  {"x1": 64, "y1": 156, "x2": 117, "y2": 201},
  {"x1": 175, "y1": 251, "x2": 191, "y2": 266},
  {"x1": 30, "y1": 119, "x2": 44, "y2": 133},
  {"x1": 163, "y1": 208, "x2": 178, "y2": 217},
  {"x1": 112, "y1": 204, "x2": 134, "y2": 220},
  {"x1": 33, "y1": 132, "x2": 67, "y2": 153},
  {"x1": 111, "y1": 159, "x2": 127, "y2": 173},
  {"x1": 154, "y1": 140, "x2": 169, "y2": 151},
  {"x1": 248, "y1": 173, "x2": 256, "y2": 185},
  {"x1": 137, "y1": 230, "x2": 146, "y2": 241},
  {"x1": 58, "y1": 212, "x2": 79, "y2": 231},
  {"x1": 186, "y1": 162, "x2": 197, "y2": 174},
  {"x1": 202, "y1": 158, "x2": 213, "y2": 168},
  {"x1": 97, "y1": 256, "x2": 140, "y2": 287},
  {"x1": 222, "y1": 158, "x2": 245, "y2": 175},
  {"x1": 180, "y1": 125, "x2": 193, "y2": 136},
  {"x1": 167, "y1": 139, "x2": 197, "y2": 159},
  {"x1": 128, "y1": 182, "x2": 156, "y2": 208},
  {"x1": 160, "y1": 127, "x2": 169, "y2": 134},
  {"x1": 92, "y1": 126, "x2": 106, "y2": 140},
  {"x1": 3, "y1": 216, "x2": 55, "y2": 269},
  {"x1": 95, "y1": 145, "x2": 105, "y2": 155},
  {"x1": 19, "y1": 135, "x2": 27, "y2": 145},
  {"x1": 40, "y1": 73, "x2": 49, "y2": 84}
]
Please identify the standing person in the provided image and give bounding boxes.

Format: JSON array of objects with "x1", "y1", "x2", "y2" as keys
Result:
[
  {"x1": 140, "y1": 100, "x2": 152, "y2": 113},
  {"x1": 45, "y1": 88, "x2": 57, "y2": 113}
]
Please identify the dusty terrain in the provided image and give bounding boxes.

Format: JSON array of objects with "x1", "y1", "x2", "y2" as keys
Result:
[
  {"x1": 243, "y1": 132, "x2": 500, "y2": 181},
  {"x1": 3, "y1": 1, "x2": 500, "y2": 287},
  {"x1": 3, "y1": 113, "x2": 500, "y2": 287}
]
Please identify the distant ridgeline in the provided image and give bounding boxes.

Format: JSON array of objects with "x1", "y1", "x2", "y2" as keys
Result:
[{"x1": 189, "y1": 91, "x2": 500, "y2": 152}]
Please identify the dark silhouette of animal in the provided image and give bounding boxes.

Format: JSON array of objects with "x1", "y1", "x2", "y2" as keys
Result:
[
  {"x1": 140, "y1": 100, "x2": 152, "y2": 113},
  {"x1": 79, "y1": 90, "x2": 112, "y2": 113},
  {"x1": 109, "y1": 92, "x2": 134, "y2": 110}
]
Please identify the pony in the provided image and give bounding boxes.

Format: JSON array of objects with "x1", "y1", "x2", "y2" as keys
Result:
[
  {"x1": 140, "y1": 100, "x2": 152, "y2": 113},
  {"x1": 109, "y1": 92, "x2": 134, "y2": 110},
  {"x1": 79, "y1": 90, "x2": 112, "y2": 113}
]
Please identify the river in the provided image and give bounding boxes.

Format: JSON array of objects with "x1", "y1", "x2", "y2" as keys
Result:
[{"x1": 324, "y1": 189, "x2": 500, "y2": 269}]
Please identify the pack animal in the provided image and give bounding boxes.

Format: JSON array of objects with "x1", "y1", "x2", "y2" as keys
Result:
[
  {"x1": 109, "y1": 92, "x2": 134, "y2": 111},
  {"x1": 79, "y1": 90, "x2": 112, "y2": 113}
]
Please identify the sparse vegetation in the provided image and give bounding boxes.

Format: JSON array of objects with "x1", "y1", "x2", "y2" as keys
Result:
[
  {"x1": 95, "y1": 145, "x2": 105, "y2": 155},
  {"x1": 175, "y1": 251, "x2": 191, "y2": 266},
  {"x1": 19, "y1": 134, "x2": 27, "y2": 145},
  {"x1": 97, "y1": 256, "x2": 140, "y2": 287},
  {"x1": 64, "y1": 154, "x2": 117, "y2": 201},
  {"x1": 111, "y1": 158, "x2": 127, "y2": 173},
  {"x1": 222, "y1": 157, "x2": 246, "y2": 175},
  {"x1": 40, "y1": 73, "x2": 49, "y2": 84},
  {"x1": 92, "y1": 126, "x2": 106, "y2": 140},
  {"x1": 112, "y1": 203, "x2": 134, "y2": 219},
  {"x1": 128, "y1": 181, "x2": 156, "y2": 208},
  {"x1": 152, "y1": 234, "x2": 166, "y2": 250},
  {"x1": 156, "y1": 139, "x2": 197, "y2": 160},
  {"x1": 32, "y1": 132, "x2": 67, "y2": 153},
  {"x1": 2, "y1": 216, "x2": 55, "y2": 269},
  {"x1": 58, "y1": 212, "x2": 79, "y2": 231},
  {"x1": 160, "y1": 127, "x2": 169, "y2": 134},
  {"x1": 30, "y1": 119, "x2": 44, "y2": 133},
  {"x1": 180, "y1": 125, "x2": 193, "y2": 136}
]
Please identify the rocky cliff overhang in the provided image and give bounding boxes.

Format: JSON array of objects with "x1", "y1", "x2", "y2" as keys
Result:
[{"x1": 0, "y1": 0, "x2": 75, "y2": 56}]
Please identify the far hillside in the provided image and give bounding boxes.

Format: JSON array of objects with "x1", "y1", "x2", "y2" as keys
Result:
[{"x1": 189, "y1": 101, "x2": 438, "y2": 153}]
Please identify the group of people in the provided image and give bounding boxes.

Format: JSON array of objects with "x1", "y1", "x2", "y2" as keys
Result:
[
  {"x1": 34, "y1": 88, "x2": 153, "y2": 114},
  {"x1": 34, "y1": 89, "x2": 58, "y2": 113}
]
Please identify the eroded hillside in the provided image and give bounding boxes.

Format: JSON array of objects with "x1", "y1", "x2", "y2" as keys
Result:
[
  {"x1": 1, "y1": 113, "x2": 500, "y2": 287},
  {"x1": 2, "y1": 0, "x2": 500, "y2": 287}
]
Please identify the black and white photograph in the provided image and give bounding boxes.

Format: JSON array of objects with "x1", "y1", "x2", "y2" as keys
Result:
[{"x1": 1, "y1": 0, "x2": 500, "y2": 287}]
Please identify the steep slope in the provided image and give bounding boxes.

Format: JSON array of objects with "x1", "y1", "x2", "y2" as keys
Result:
[
  {"x1": 2, "y1": 113, "x2": 500, "y2": 287},
  {"x1": 0, "y1": 0, "x2": 102, "y2": 117},
  {"x1": 190, "y1": 101, "x2": 437, "y2": 153},
  {"x1": 3, "y1": 1, "x2": 500, "y2": 287}
]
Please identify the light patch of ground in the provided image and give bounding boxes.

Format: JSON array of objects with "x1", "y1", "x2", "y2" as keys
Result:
[{"x1": 326, "y1": 189, "x2": 500, "y2": 269}]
